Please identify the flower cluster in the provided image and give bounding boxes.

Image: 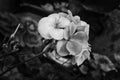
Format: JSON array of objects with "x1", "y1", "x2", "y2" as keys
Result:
[{"x1": 38, "y1": 10, "x2": 90, "y2": 66}]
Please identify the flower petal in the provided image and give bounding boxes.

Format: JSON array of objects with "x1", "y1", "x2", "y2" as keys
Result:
[
  {"x1": 46, "y1": 51, "x2": 71, "y2": 67},
  {"x1": 72, "y1": 31, "x2": 88, "y2": 42},
  {"x1": 56, "y1": 40, "x2": 69, "y2": 56},
  {"x1": 63, "y1": 22, "x2": 77, "y2": 40},
  {"x1": 38, "y1": 17, "x2": 53, "y2": 39},
  {"x1": 49, "y1": 13, "x2": 70, "y2": 28},
  {"x1": 58, "y1": 12, "x2": 68, "y2": 18},
  {"x1": 66, "y1": 40, "x2": 82, "y2": 55},
  {"x1": 63, "y1": 25, "x2": 70, "y2": 40},
  {"x1": 48, "y1": 13, "x2": 59, "y2": 21},
  {"x1": 75, "y1": 50, "x2": 90, "y2": 66},
  {"x1": 77, "y1": 21, "x2": 89, "y2": 33},
  {"x1": 70, "y1": 22, "x2": 77, "y2": 36},
  {"x1": 84, "y1": 23, "x2": 89, "y2": 36},
  {"x1": 48, "y1": 13, "x2": 70, "y2": 40},
  {"x1": 49, "y1": 28, "x2": 64, "y2": 40},
  {"x1": 73, "y1": 16, "x2": 80, "y2": 24},
  {"x1": 58, "y1": 16, "x2": 70, "y2": 28},
  {"x1": 76, "y1": 23, "x2": 85, "y2": 31}
]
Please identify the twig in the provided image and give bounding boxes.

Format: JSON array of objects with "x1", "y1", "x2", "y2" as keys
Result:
[
  {"x1": 0, "y1": 42, "x2": 52, "y2": 76},
  {"x1": 10, "y1": 23, "x2": 21, "y2": 38}
]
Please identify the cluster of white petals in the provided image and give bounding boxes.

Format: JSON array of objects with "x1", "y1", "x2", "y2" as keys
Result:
[
  {"x1": 38, "y1": 12, "x2": 70, "y2": 40},
  {"x1": 38, "y1": 10, "x2": 91, "y2": 66}
]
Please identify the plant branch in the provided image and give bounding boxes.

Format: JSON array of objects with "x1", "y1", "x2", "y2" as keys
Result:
[{"x1": 0, "y1": 40, "x2": 52, "y2": 76}]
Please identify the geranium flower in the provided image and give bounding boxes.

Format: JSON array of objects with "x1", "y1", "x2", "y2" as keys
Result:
[
  {"x1": 38, "y1": 10, "x2": 90, "y2": 66},
  {"x1": 38, "y1": 12, "x2": 71, "y2": 40},
  {"x1": 56, "y1": 18, "x2": 90, "y2": 66}
]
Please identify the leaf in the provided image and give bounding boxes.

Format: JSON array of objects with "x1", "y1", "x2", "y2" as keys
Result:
[
  {"x1": 114, "y1": 53, "x2": 120, "y2": 64},
  {"x1": 93, "y1": 53, "x2": 116, "y2": 72},
  {"x1": 81, "y1": 0, "x2": 120, "y2": 13},
  {"x1": 79, "y1": 65, "x2": 88, "y2": 74}
]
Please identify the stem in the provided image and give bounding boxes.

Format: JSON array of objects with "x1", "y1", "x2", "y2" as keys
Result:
[
  {"x1": 0, "y1": 40, "x2": 52, "y2": 76},
  {"x1": 10, "y1": 24, "x2": 21, "y2": 38}
]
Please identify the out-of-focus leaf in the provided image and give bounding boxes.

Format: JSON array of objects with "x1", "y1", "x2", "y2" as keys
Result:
[
  {"x1": 114, "y1": 53, "x2": 120, "y2": 64},
  {"x1": 40, "y1": 63, "x2": 54, "y2": 78},
  {"x1": 23, "y1": 32, "x2": 42, "y2": 47},
  {"x1": 79, "y1": 65, "x2": 88, "y2": 74},
  {"x1": 81, "y1": 0, "x2": 120, "y2": 13},
  {"x1": 4, "y1": 56, "x2": 15, "y2": 68},
  {"x1": 69, "y1": 0, "x2": 120, "y2": 13},
  {"x1": 8, "y1": 68, "x2": 23, "y2": 80},
  {"x1": 41, "y1": 3, "x2": 54, "y2": 12},
  {"x1": 0, "y1": 12, "x2": 19, "y2": 37},
  {"x1": 17, "y1": 16, "x2": 42, "y2": 47},
  {"x1": 93, "y1": 53, "x2": 116, "y2": 72}
]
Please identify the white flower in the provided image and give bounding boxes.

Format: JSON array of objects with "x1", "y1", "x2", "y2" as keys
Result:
[
  {"x1": 38, "y1": 13, "x2": 70, "y2": 40},
  {"x1": 38, "y1": 10, "x2": 91, "y2": 66},
  {"x1": 56, "y1": 20, "x2": 90, "y2": 66}
]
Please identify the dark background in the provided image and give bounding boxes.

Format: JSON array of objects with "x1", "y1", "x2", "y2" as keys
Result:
[{"x1": 0, "y1": 0, "x2": 120, "y2": 80}]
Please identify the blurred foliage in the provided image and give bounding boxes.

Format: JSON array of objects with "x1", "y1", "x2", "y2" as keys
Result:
[{"x1": 69, "y1": 0, "x2": 120, "y2": 14}]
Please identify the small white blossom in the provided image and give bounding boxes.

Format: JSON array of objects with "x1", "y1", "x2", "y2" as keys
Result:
[{"x1": 38, "y1": 13, "x2": 70, "y2": 40}]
